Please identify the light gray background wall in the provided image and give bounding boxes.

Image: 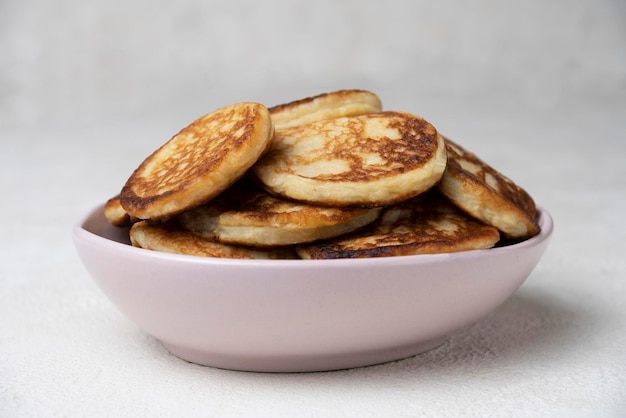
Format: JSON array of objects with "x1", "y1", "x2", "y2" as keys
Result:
[{"x1": 1, "y1": 0, "x2": 625, "y2": 130}]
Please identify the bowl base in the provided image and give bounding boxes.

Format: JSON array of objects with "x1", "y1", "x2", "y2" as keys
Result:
[{"x1": 160, "y1": 337, "x2": 447, "y2": 373}]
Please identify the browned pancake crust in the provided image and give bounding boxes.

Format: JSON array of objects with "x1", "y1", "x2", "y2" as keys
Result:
[
  {"x1": 252, "y1": 111, "x2": 446, "y2": 206},
  {"x1": 438, "y1": 138, "x2": 539, "y2": 238},
  {"x1": 104, "y1": 195, "x2": 132, "y2": 227},
  {"x1": 120, "y1": 102, "x2": 273, "y2": 220},
  {"x1": 297, "y1": 191, "x2": 500, "y2": 259},
  {"x1": 269, "y1": 89, "x2": 382, "y2": 130},
  {"x1": 130, "y1": 220, "x2": 296, "y2": 259},
  {"x1": 293, "y1": 112, "x2": 438, "y2": 182}
]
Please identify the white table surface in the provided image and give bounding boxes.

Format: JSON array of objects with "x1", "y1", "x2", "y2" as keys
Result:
[{"x1": 1, "y1": 92, "x2": 625, "y2": 417}]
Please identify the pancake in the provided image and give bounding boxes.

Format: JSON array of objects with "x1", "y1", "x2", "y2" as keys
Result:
[
  {"x1": 269, "y1": 89, "x2": 382, "y2": 130},
  {"x1": 297, "y1": 191, "x2": 501, "y2": 259},
  {"x1": 252, "y1": 111, "x2": 447, "y2": 207},
  {"x1": 104, "y1": 195, "x2": 131, "y2": 227},
  {"x1": 120, "y1": 102, "x2": 274, "y2": 220},
  {"x1": 130, "y1": 220, "x2": 296, "y2": 259},
  {"x1": 177, "y1": 180, "x2": 381, "y2": 247},
  {"x1": 437, "y1": 137, "x2": 539, "y2": 238}
]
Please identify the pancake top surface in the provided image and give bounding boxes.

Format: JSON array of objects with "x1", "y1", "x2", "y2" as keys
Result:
[
  {"x1": 297, "y1": 191, "x2": 501, "y2": 259},
  {"x1": 439, "y1": 138, "x2": 539, "y2": 238},
  {"x1": 120, "y1": 102, "x2": 273, "y2": 220},
  {"x1": 130, "y1": 220, "x2": 295, "y2": 259},
  {"x1": 177, "y1": 180, "x2": 381, "y2": 246},
  {"x1": 252, "y1": 111, "x2": 447, "y2": 206},
  {"x1": 201, "y1": 181, "x2": 377, "y2": 227},
  {"x1": 269, "y1": 89, "x2": 382, "y2": 130}
]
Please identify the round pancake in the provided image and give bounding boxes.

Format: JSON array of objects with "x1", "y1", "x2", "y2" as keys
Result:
[
  {"x1": 130, "y1": 220, "x2": 296, "y2": 259},
  {"x1": 104, "y1": 195, "x2": 131, "y2": 227},
  {"x1": 252, "y1": 111, "x2": 447, "y2": 207},
  {"x1": 297, "y1": 191, "x2": 501, "y2": 259},
  {"x1": 177, "y1": 180, "x2": 382, "y2": 246},
  {"x1": 437, "y1": 137, "x2": 539, "y2": 238},
  {"x1": 120, "y1": 102, "x2": 274, "y2": 220},
  {"x1": 269, "y1": 89, "x2": 382, "y2": 130}
]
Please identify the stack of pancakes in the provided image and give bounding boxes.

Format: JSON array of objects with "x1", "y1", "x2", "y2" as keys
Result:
[{"x1": 105, "y1": 90, "x2": 540, "y2": 259}]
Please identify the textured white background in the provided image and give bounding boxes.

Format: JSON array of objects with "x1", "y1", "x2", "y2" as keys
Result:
[
  {"x1": 1, "y1": 1, "x2": 626, "y2": 417},
  {"x1": 1, "y1": 0, "x2": 625, "y2": 129}
]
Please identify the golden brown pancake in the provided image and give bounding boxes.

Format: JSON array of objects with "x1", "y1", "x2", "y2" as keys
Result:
[
  {"x1": 252, "y1": 111, "x2": 447, "y2": 207},
  {"x1": 130, "y1": 220, "x2": 296, "y2": 259},
  {"x1": 177, "y1": 179, "x2": 381, "y2": 247},
  {"x1": 437, "y1": 137, "x2": 539, "y2": 238},
  {"x1": 120, "y1": 102, "x2": 274, "y2": 220},
  {"x1": 269, "y1": 89, "x2": 382, "y2": 130},
  {"x1": 104, "y1": 195, "x2": 131, "y2": 227},
  {"x1": 296, "y1": 191, "x2": 501, "y2": 259}
]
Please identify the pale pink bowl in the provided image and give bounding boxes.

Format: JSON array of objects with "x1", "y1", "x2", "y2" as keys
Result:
[{"x1": 73, "y1": 204, "x2": 553, "y2": 372}]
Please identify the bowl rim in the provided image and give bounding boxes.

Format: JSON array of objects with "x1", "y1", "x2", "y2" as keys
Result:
[{"x1": 73, "y1": 203, "x2": 553, "y2": 269}]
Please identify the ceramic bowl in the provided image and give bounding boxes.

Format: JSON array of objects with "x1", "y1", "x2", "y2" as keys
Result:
[{"x1": 73, "y1": 203, "x2": 553, "y2": 372}]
